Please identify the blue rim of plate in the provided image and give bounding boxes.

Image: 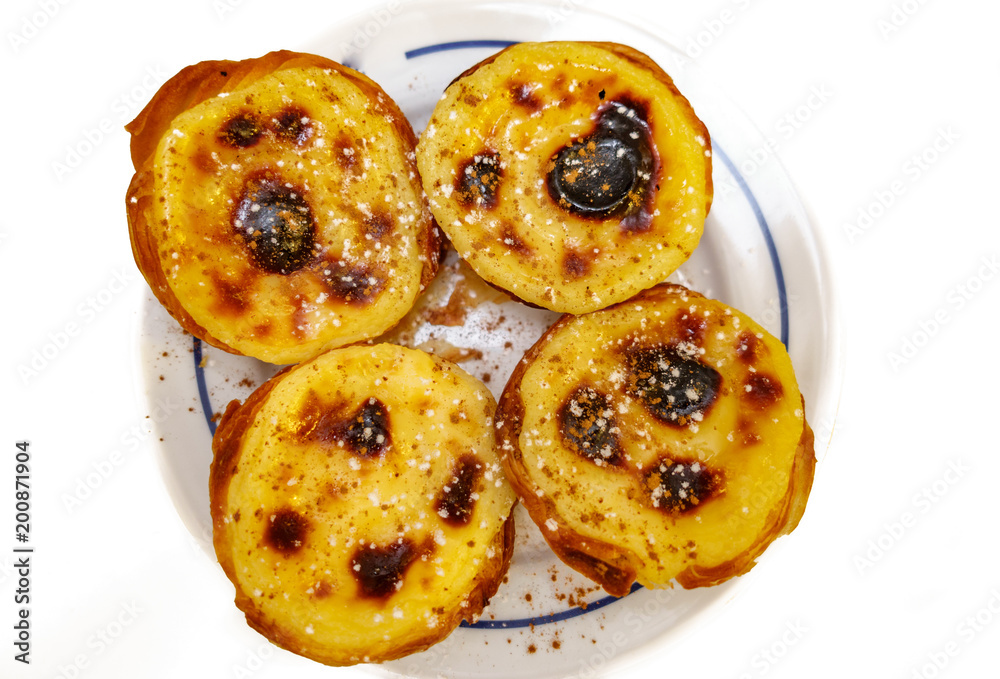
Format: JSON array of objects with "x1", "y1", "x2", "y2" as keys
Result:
[{"x1": 192, "y1": 39, "x2": 789, "y2": 631}]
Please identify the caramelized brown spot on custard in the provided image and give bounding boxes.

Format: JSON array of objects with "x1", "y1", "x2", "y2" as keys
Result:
[
  {"x1": 511, "y1": 82, "x2": 542, "y2": 112},
  {"x1": 562, "y1": 250, "x2": 593, "y2": 278},
  {"x1": 234, "y1": 172, "x2": 316, "y2": 274},
  {"x1": 192, "y1": 149, "x2": 216, "y2": 174},
  {"x1": 735, "y1": 331, "x2": 761, "y2": 362},
  {"x1": 363, "y1": 210, "x2": 394, "y2": 241},
  {"x1": 270, "y1": 105, "x2": 313, "y2": 145},
  {"x1": 675, "y1": 311, "x2": 708, "y2": 345},
  {"x1": 742, "y1": 373, "x2": 783, "y2": 410},
  {"x1": 558, "y1": 386, "x2": 623, "y2": 467},
  {"x1": 219, "y1": 112, "x2": 263, "y2": 148},
  {"x1": 332, "y1": 135, "x2": 359, "y2": 173},
  {"x1": 351, "y1": 539, "x2": 421, "y2": 600},
  {"x1": 265, "y1": 508, "x2": 310, "y2": 555},
  {"x1": 210, "y1": 273, "x2": 252, "y2": 316},
  {"x1": 546, "y1": 98, "x2": 657, "y2": 229},
  {"x1": 456, "y1": 150, "x2": 502, "y2": 209},
  {"x1": 499, "y1": 223, "x2": 531, "y2": 255},
  {"x1": 626, "y1": 346, "x2": 721, "y2": 426},
  {"x1": 736, "y1": 417, "x2": 762, "y2": 446},
  {"x1": 435, "y1": 454, "x2": 484, "y2": 526},
  {"x1": 644, "y1": 459, "x2": 722, "y2": 513},
  {"x1": 319, "y1": 260, "x2": 386, "y2": 305},
  {"x1": 311, "y1": 580, "x2": 333, "y2": 599}
]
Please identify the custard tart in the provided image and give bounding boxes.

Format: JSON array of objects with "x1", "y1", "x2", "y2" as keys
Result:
[
  {"x1": 416, "y1": 41, "x2": 712, "y2": 314},
  {"x1": 495, "y1": 284, "x2": 814, "y2": 596},
  {"x1": 210, "y1": 343, "x2": 516, "y2": 664},
  {"x1": 126, "y1": 50, "x2": 441, "y2": 364}
]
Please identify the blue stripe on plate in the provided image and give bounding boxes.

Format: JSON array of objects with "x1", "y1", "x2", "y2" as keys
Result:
[
  {"x1": 193, "y1": 338, "x2": 217, "y2": 436},
  {"x1": 405, "y1": 40, "x2": 517, "y2": 59},
  {"x1": 713, "y1": 145, "x2": 789, "y2": 348},
  {"x1": 461, "y1": 582, "x2": 644, "y2": 629}
]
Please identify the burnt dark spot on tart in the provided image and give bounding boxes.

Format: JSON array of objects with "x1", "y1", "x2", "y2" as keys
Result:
[
  {"x1": 234, "y1": 173, "x2": 316, "y2": 274},
  {"x1": 456, "y1": 151, "x2": 502, "y2": 209},
  {"x1": 435, "y1": 454, "x2": 484, "y2": 526},
  {"x1": 742, "y1": 373, "x2": 783, "y2": 410},
  {"x1": 626, "y1": 346, "x2": 721, "y2": 426},
  {"x1": 312, "y1": 398, "x2": 391, "y2": 458},
  {"x1": 319, "y1": 260, "x2": 386, "y2": 305},
  {"x1": 511, "y1": 82, "x2": 542, "y2": 112},
  {"x1": 271, "y1": 105, "x2": 313, "y2": 145},
  {"x1": 546, "y1": 99, "x2": 656, "y2": 226},
  {"x1": 558, "y1": 386, "x2": 623, "y2": 467},
  {"x1": 644, "y1": 459, "x2": 722, "y2": 513},
  {"x1": 351, "y1": 539, "x2": 421, "y2": 600},
  {"x1": 265, "y1": 508, "x2": 310, "y2": 555},
  {"x1": 219, "y1": 112, "x2": 263, "y2": 148}
]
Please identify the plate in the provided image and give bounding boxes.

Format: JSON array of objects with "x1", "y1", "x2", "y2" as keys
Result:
[{"x1": 136, "y1": 1, "x2": 842, "y2": 677}]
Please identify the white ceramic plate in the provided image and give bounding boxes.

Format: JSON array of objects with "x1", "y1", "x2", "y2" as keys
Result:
[{"x1": 137, "y1": 1, "x2": 841, "y2": 677}]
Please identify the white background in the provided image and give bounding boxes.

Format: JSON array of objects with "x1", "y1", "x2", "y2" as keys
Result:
[{"x1": 2, "y1": 0, "x2": 998, "y2": 677}]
